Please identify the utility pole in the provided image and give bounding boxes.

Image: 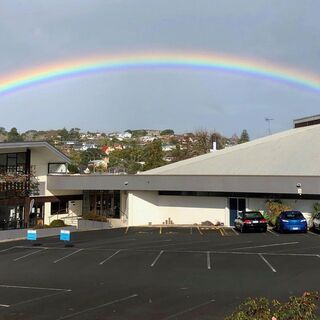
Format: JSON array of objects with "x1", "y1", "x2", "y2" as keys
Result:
[{"x1": 265, "y1": 118, "x2": 274, "y2": 135}]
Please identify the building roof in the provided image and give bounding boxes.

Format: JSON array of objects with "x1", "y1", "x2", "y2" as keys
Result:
[
  {"x1": 142, "y1": 124, "x2": 320, "y2": 176},
  {"x1": 0, "y1": 141, "x2": 70, "y2": 163}
]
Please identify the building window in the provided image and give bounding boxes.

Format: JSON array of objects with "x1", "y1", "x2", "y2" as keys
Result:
[
  {"x1": 48, "y1": 163, "x2": 67, "y2": 174},
  {"x1": 0, "y1": 152, "x2": 27, "y2": 174}
]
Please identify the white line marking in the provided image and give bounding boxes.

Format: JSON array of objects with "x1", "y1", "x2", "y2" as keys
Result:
[
  {"x1": 308, "y1": 231, "x2": 320, "y2": 237},
  {"x1": 231, "y1": 228, "x2": 239, "y2": 235},
  {"x1": 190, "y1": 227, "x2": 193, "y2": 235},
  {"x1": 13, "y1": 249, "x2": 46, "y2": 261},
  {"x1": 12, "y1": 291, "x2": 71, "y2": 308},
  {"x1": 259, "y1": 253, "x2": 277, "y2": 272},
  {"x1": 150, "y1": 250, "x2": 164, "y2": 267},
  {"x1": 233, "y1": 242, "x2": 299, "y2": 250},
  {"x1": 268, "y1": 229, "x2": 279, "y2": 236},
  {"x1": 206, "y1": 251, "x2": 211, "y2": 270},
  {"x1": 99, "y1": 250, "x2": 121, "y2": 265},
  {"x1": 0, "y1": 284, "x2": 71, "y2": 292},
  {"x1": 53, "y1": 249, "x2": 83, "y2": 264},
  {"x1": 163, "y1": 298, "x2": 215, "y2": 319},
  {"x1": 317, "y1": 255, "x2": 320, "y2": 258},
  {"x1": 0, "y1": 304, "x2": 10, "y2": 308},
  {"x1": 0, "y1": 246, "x2": 16, "y2": 253},
  {"x1": 56, "y1": 294, "x2": 138, "y2": 320}
]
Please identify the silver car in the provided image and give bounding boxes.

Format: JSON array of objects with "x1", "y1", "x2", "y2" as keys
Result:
[{"x1": 312, "y1": 212, "x2": 320, "y2": 231}]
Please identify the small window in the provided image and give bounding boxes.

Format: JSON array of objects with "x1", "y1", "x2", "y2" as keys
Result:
[
  {"x1": 48, "y1": 163, "x2": 67, "y2": 174},
  {"x1": 0, "y1": 154, "x2": 6, "y2": 166}
]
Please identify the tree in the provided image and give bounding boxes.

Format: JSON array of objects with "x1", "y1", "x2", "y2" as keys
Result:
[
  {"x1": 7, "y1": 127, "x2": 23, "y2": 142},
  {"x1": 143, "y1": 140, "x2": 166, "y2": 171},
  {"x1": 170, "y1": 144, "x2": 188, "y2": 162},
  {"x1": 108, "y1": 140, "x2": 143, "y2": 174},
  {"x1": 160, "y1": 129, "x2": 174, "y2": 136},
  {"x1": 239, "y1": 129, "x2": 250, "y2": 144},
  {"x1": 57, "y1": 128, "x2": 69, "y2": 141},
  {"x1": 0, "y1": 166, "x2": 39, "y2": 197},
  {"x1": 80, "y1": 148, "x2": 105, "y2": 165},
  {"x1": 210, "y1": 132, "x2": 227, "y2": 150}
]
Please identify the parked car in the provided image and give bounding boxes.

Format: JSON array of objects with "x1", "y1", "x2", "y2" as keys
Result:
[
  {"x1": 234, "y1": 211, "x2": 267, "y2": 233},
  {"x1": 312, "y1": 212, "x2": 320, "y2": 232},
  {"x1": 275, "y1": 211, "x2": 307, "y2": 233}
]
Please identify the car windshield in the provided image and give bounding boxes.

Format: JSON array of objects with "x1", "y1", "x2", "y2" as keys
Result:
[
  {"x1": 283, "y1": 212, "x2": 304, "y2": 219},
  {"x1": 243, "y1": 212, "x2": 263, "y2": 219}
]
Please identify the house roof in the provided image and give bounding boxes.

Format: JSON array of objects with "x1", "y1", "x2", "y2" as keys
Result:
[
  {"x1": 0, "y1": 141, "x2": 70, "y2": 163},
  {"x1": 142, "y1": 124, "x2": 320, "y2": 176}
]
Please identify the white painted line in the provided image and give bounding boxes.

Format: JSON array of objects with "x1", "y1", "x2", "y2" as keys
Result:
[
  {"x1": 0, "y1": 284, "x2": 71, "y2": 292},
  {"x1": 317, "y1": 255, "x2": 320, "y2": 258},
  {"x1": 53, "y1": 249, "x2": 83, "y2": 264},
  {"x1": 233, "y1": 242, "x2": 299, "y2": 250},
  {"x1": 56, "y1": 294, "x2": 138, "y2": 320},
  {"x1": 150, "y1": 250, "x2": 164, "y2": 267},
  {"x1": 206, "y1": 251, "x2": 211, "y2": 270},
  {"x1": 259, "y1": 253, "x2": 277, "y2": 273},
  {"x1": 268, "y1": 229, "x2": 279, "y2": 236},
  {"x1": 0, "y1": 304, "x2": 10, "y2": 308},
  {"x1": 13, "y1": 249, "x2": 46, "y2": 261},
  {"x1": 164, "y1": 298, "x2": 215, "y2": 319},
  {"x1": 0, "y1": 246, "x2": 16, "y2": 253},
  {"x1": 99, "y1": 250, "x2": 121, "y2": 265},
  {"x1": 308, "y1": 231, "x2": 320, "y2": 237},
  {"x1": 190, "y1": 227, "x2": 193, "y2": 235},
  {"x1": 231, "y1": 228, "x2": 239, "y2": 235}
]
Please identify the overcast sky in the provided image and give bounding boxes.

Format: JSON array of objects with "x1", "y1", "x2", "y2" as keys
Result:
[{"x1": 1, "y1": 0, "x2": 320, "y2": 138}]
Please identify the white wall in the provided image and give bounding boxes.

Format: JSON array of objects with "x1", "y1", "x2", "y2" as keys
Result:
[
  {"x1": 128, "y1": 191, "x2": 228, "y2": 226},
  {"x1": 247, "y1": 197, "x2": 316, "y2": 225},
  {"x1": 68, "y1": 200, "x2": 82, "y2": 216}
]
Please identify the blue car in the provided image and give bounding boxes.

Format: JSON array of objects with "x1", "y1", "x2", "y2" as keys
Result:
[{"x1": 276, "y1": 211, "x2": 307, "y2": 233}]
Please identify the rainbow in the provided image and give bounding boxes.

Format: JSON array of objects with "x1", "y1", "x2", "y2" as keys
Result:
[{"x1": 0, "y1": 52, "x2": 320, "y2": 95}]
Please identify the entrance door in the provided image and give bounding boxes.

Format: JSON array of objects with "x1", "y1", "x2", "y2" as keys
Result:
[{"x1": 229, "y1": 198, "x2": 246, "y2": 226}]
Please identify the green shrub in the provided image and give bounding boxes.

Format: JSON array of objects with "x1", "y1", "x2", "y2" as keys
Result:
[
  {"x1": 225, "y1": 292, "x2": 320, "y2": 320},
  {"x1": 265, "y1": 200, "x2": 291, "y2": 226},
  {"x1": 49, "y1": 219, "x2": 65, "y2": 228},
  {"x1": 82, "y1": 212, "x2": 109, "y2": 222},
  {"x1": 313, "y1": 202, "x2": 320, "y2": 215}
]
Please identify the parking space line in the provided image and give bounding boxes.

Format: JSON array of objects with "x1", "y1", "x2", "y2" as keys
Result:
[
  {"x1": 267, "y1": 229, "x2": 279, "y2": 236},
  {"x1": 13, "y1": 248, "x2": 46, "y2": 261},
  {"x1": 233, "y1": 242, "x2": 299, "y2": 250},
  {"x1": 0, "y1": 246, "x2": 16, "y2": 253},
  {"x1": 160, "y1": 226, "x2": 162, "y2": 234},
  {"x1": 197, "y1": 226, "x2": 203, "y2": 235},
  {"x1": 258, "y1": 253, "x2": 277, "y2": 272},
  {"x1": 163, "y1": 298, "x2": 215, "y2": 319},
  {"x1": 219, "y1": 228, "x2": 225, "y2": 236},
  {"x1": 0, "y1": 304, "x2": 10, "y2": 308},
  {"x1": 124, "y1": 226, "x2": 129, "y2": 234},
  {"x1": 150, "y1": 250, "x2": 164, "y2": 267},
  {"x1": 308, "y1": 231, "x2": 320, "y2": 237},
  {"x1": 231, "y1": 228, "x2": 239, "y2": 235},
  {"x1": 99, "y1": 250, "x2": 121, "y2": 265},
  {"x1": 0, "y1": 284, "x2": 71, "y2": 292},
  {"x1": 206, "y1": 251, "x2": 211, "y2": 270},
  {"x1": 190, "y1": 227, "x2": 193, "y2": 235},
  {"x1": 56, "y1": 293, "x2": 138, "y2": 320},
  {"x1": 53, "y1": 249, "x2": 83, "y2": 264}
]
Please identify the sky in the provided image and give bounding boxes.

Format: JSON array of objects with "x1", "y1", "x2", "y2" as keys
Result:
[{"x1": 0, "y1": 0, "x2": 320, "y2": 138}]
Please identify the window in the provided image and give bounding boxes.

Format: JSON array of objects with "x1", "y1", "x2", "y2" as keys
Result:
[
  {"x1": 48, "y1": 163, "x2": 67, "y2": 174},
  {"x1": 0, "y1": 152, "x2": 27, "y2": 174}
]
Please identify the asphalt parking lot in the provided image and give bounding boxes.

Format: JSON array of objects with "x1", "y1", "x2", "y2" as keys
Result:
[{"x1": 0, "y1": 226, "x2": 319, "y2": 320}]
